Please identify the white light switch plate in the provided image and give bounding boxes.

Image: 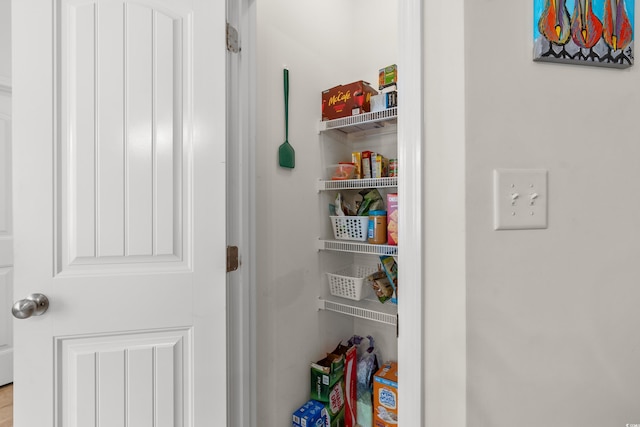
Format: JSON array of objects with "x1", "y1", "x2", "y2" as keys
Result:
[{"x1": 494, "y1": 169, "x2": 548, "y2": 230}]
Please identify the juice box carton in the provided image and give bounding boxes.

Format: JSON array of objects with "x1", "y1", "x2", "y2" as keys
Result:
[
  {"x1": 331, "y1": 343, "x2": 357, "y2": 427},
  {"x1": 311, "y1": 353, "x2": 344, "y2": 402},
  {"x1": 386, "y1": 193, "x2": 398, "y2": 246},
  {"x1": 373, "y1": 362, "x2": 398, "y2": 427},
  {"x1": 292, "y1": 400, "x2": 327, "y2": 427}
]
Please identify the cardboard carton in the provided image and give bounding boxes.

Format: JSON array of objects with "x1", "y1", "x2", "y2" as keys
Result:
[
  {"x1": 373, "y1": 362, "x2": 398, "y2": 427},
  {"x1": 331, "y1": 343, "x2": 357, "y2": 427},
  {"x1": 361, "y1": 151, "x2": 374, "y2": 179},
  {"x1": 292, "y1": 400, "x2": 327, "y2": 427},
  {"x1": 322, "y1": 81, "x2": 378, "y2": 121},
  {"x1": 378, "y1": 65, "x2": 398, "y2": 90},
  {"x1": 386, "y1": 193, "x2": 398, "y2": 246},
  {"x1": 311, "y1": 353, "x2": 345, "y2": 402}
]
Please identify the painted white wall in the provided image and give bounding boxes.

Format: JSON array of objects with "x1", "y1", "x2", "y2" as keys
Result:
[
  {"x1": 466, "y1": 1, "x2": 640, "y2": 426},
  {"x1": 255, "y1": 1, "x2": 397, "y2": 426},
  {"x1": 422, "y1": 0, "x2": 467, "y2": 425},
  {"x1": 0, "y1": 0, "x2": 10, "y2": 83}
]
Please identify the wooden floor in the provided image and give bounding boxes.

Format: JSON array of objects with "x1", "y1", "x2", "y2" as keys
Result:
[{"x1": 0, "y1": 384, "x2": 12, "y2": 427}]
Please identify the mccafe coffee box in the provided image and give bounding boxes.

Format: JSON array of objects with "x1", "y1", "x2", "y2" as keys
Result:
[{"x1": 321, "y1": 81, "x2": 378, "y2": 121}]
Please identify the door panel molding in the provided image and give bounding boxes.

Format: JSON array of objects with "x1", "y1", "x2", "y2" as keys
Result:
[
  {"x1": 0, "y1": 112, "x2": 10, "y2": 242},
  {"x1": 55, "y1": 0, "x2": 193, "y2": 275},
  {"x1": 55, "y1": 327, "x2": 191, "y2": 427},
  {"x1": 0, "y1": 268, "x2": 12, "y2": 386}
]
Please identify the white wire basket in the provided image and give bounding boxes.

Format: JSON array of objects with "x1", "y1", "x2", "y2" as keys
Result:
[
  {"x1": 330, "y1": 216, "x2": 369, "y2": 241},
  {"x1": 327, "y1": 265, "x2": 378, "y2": 301}
]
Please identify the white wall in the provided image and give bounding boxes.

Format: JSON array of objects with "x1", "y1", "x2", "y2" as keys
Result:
[
  {"x1": 422, "y1": 0, "x2": 467, "y2": 425},
  {"x1": 0, "y1": 0, "x2": 10, "y2": 83},
  {"x1": 255, "y1": 1, "x2": 396, "y2": 426},
  {"x1": 466, "y1": 1, "x2": 640, "y2": 426}
]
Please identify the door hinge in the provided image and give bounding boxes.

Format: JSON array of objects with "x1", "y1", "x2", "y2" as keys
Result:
[
  {"x1": 226, "y1": 22, "x2": 241, "y2": 53},
  {"x1": 227, "y1": 246, "x2": 239, "y2": 272}
]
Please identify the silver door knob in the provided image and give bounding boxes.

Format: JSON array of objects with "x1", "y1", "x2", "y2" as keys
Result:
[{"x1": 12, "y1": 293, "x2": 49, "y2": 319}]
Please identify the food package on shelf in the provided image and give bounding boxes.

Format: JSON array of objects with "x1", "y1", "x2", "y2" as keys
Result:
[
  {"x1": 386, "y1": 193, "x2": 398, "y2": 246},
  {"x1": 322, "y1": 81, "x2": 378, "y2": 121},
  {"x1": 373, "y1": 362, "x2": 398, "y2": 427},
  {"x1": 370, "y1": 91, "x2": 397, "y2": 112},
  {"x1": 310, "y1": 351, "x2": 346, "y2": 427},
  {"x1": 331, "y1": 342, "x2": 357, "y2": 427},
  {"x1": 311, "y1": 353, "x2": 345, "y2": 404},
  {"x1": 292, "y1": 400, "x2": 326, "y2": 427},
  {"x1": 378, "y1": 64, "x2": 398, "y2": 90},
  {"x1": 379, "y1": 255, "x2": 398, "y2": 304}
]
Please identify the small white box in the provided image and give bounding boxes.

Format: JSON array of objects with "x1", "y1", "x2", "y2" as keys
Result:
[{"x1": 370, "y1": 94, "x2": 386, "y2": 112}]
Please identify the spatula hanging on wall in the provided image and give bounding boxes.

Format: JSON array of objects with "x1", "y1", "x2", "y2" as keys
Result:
[{"x1": 278, "y1": 68, "x2": 295, "y2": 169}]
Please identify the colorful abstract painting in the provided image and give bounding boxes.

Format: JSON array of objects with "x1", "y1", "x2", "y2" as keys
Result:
[{"x1": 534, "y1": 0, "x2": 634, "y2": 67}]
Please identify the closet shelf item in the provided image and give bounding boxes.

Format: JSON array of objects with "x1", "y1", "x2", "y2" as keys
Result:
[
  {"x1": 317, "y1": 177, "x2": 398, "y2": 191},
  {"x1": 317, "y1": 297, "x2": 397, "y2": 326},
  {"x1": 318, "y1": 107, "x2": 398, "y2": 137},
  {"x1": 317, "y1": 239, "x2": 399, "y2": 256},
  {"x1": 327, "y1": 265, "x2": 378, "y2": 301}
]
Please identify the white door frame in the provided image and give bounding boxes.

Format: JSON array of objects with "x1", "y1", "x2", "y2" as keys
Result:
[
  {"x1": 397, "y1": 1, "x2": 425, "y2": 425},
  {"x1": 226, "y1": 0, "x2": 257, "y2": 426}
]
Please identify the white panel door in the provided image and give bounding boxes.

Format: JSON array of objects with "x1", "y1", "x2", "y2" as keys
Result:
[
  {"x1": 0, "y1": 89, "x2": 12, "y2": 387},
  {"x1": 12, "y1": 0, "x2": 227, "y2": 426}
]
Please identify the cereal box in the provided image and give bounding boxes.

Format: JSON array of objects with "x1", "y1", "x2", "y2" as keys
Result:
[
  {"x1": 386, "y1": 193, "x2": 398, "y2": 246},
  {"x1": 373, "y1": 362, "x2": 398, "y2": 427}
]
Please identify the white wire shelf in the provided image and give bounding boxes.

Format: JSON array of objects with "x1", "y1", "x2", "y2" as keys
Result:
[
  {"x1": 318, "y1": 108, "x2": 398, "y2": 137},
  {"x1": 317, "y1": 177, "x2": 398, "y2": 191},
  {"x1": 317, "y1": 239, "x2": 399, "y2": 256},
  {"x1": 317, "y1": 297, "x2": 397, "y2": 326}
]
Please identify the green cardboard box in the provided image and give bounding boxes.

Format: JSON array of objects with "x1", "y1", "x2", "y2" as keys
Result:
[
  {"x1": 324, "y1": 404, "x2": 345, "y2": 427},
  {"x1": 310, "y1": 353, "x2": 344, "y2": 402}
]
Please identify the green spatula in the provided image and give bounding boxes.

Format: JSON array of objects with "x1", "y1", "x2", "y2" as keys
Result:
[{"x1": 278, "y1": 68, "x2": 295, "y2": 169}]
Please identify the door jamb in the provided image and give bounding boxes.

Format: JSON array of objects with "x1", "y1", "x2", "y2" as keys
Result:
[
  {"x1": 397, "y1": 0, "x2": 425, "y2": 425},
  {"x1": 226, "y1": 1, "x2": 256, "y2": 427}
]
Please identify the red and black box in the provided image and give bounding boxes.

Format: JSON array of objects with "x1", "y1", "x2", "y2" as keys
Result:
[{"x1": 321, "y1": 81, "x2": 378, "y2": 121}]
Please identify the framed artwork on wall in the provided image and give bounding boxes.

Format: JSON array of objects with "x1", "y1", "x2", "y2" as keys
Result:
[{"x1": 534, "y1": 0, "x2": 634, "y2": 68}]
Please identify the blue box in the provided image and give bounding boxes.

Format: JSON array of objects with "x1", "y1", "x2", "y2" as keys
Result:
[{"x1": 292, "y1": 400, "x2": 327, "y2": 427}]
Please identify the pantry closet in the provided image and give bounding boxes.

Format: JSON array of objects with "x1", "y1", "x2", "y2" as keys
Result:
[{"x1": 252, "y1": 0, "x2": 424, "y2": 425}]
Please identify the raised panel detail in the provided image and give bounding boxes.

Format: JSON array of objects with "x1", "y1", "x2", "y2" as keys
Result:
[
  {"x1": 57, "y1": 0, "x2": 190, "y2": 274},
  {"x1": 0, "y1": 109, "x2": 11, "y2": 268},
  {"x1": 0, "y1": 113, "x2": 10, "y2": 238},
  {"x1": 56, "y1": 328, "x2": 190, "y2": 427},
  {"x1": 0, "y1": 269, "x2": 12, "y2": 351},
  {"x1": 0, "y1": 268, "x2": 12, "y2": 386}
]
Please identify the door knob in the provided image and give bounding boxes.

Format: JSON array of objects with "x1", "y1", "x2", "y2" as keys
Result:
[{"x1": 12, "y1": 293, "x2": 49, "y2": 319}]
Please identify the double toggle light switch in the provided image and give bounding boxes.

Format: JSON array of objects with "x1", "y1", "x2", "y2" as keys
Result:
[{"x1": 494, "y1": 169, "x2": 548, "y2": 230}]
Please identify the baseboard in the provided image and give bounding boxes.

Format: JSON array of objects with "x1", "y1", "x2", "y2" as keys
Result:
[{"x1": 0, "y1": 349, "x2": 13, "y2": 386}]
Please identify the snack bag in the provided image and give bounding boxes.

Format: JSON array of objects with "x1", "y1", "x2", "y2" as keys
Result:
[
  {"x1": 379, "y1": 255, "x2": 398, "y2": 304},
  {"x1": 368, "y1": 270, "x2": 393, "y2": 303}
]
